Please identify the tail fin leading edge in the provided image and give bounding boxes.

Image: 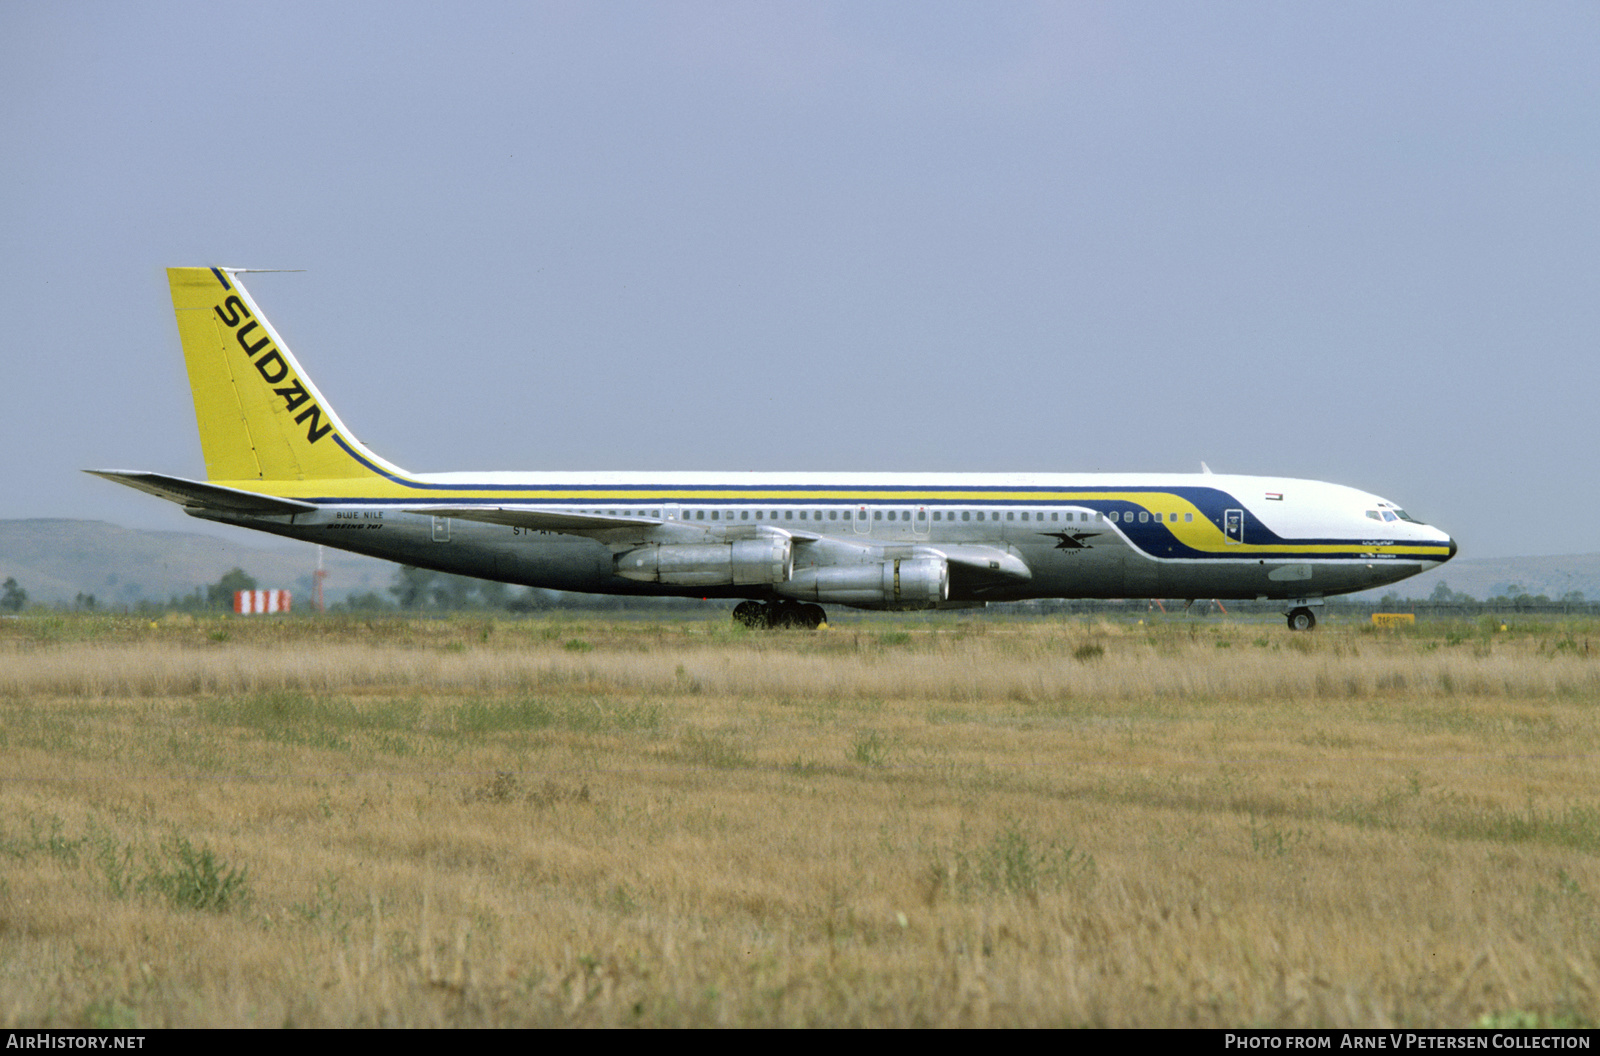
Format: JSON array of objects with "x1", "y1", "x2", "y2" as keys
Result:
[{"x1": 167, "y1": 267, "x2": 401, "y2": 483}]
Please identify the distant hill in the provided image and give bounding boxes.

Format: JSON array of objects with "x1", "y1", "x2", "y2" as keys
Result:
[
  {"x1": 2, "y1": 519, "x2": 1595, "y2": 609},
  {"x1": 0, "y1": 519, "x2": 398, "y2": 607}
]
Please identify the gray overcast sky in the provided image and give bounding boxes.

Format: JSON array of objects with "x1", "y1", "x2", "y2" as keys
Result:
[{"x1": 3, "y1": 1, "x2": 1596, "y2": 560}]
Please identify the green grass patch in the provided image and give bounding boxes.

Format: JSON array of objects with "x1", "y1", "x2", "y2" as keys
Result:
[
  {"x1": 934, "y1": 819, "x2": 1096, "y2": 900},
  {"x1": 850, "y1": 729, "x2": 890, "y2": 768},
  {"x1": 451, "y1": 696, "x2": 662, "y2": 736},
  {"x1": 674, "y1": 728, "x2": 753, "y2": 769},
  {"x1": 141, "y1": 835, "x2": 249, "y2": 912}
]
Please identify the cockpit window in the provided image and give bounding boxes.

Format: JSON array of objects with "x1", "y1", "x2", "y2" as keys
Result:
[{"x1": 1368, "y1": 506, "x2": 1427, "y2": 525}]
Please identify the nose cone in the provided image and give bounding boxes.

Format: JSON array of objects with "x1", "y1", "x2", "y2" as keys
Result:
[{"x1": 1447, "y1": 537, "x2": 1458, "y2": 560}]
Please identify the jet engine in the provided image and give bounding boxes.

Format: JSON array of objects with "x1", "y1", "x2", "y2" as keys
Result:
[
  {"x1": 614, "y1": 537, "x2": 792, "y2": 587},
  {"x1": 778, "y1": 556, "x2": 949, "y2": 610}
]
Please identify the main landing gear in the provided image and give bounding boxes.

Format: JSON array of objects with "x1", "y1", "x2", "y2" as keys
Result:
[
  {"x1": 733, "y1": 600, "x2": 827, "y2": 630},
  {"x1": 1285, "y1": 606, "x2": 1318, "y2": 632}
]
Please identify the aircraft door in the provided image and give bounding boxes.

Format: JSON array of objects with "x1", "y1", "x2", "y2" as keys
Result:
[
  {"x1": 913, "y1": 506, "x2": 929, "y2": 537},
  {"x1": 855, "y1": 506, "x2": 870, "y2": 534},
  {"x1": 431, "y1": 516, "x2": 451, "y2": 543},
  {"x1": 1224, "y1": 509, "x2": 1244, "y2": 545}
]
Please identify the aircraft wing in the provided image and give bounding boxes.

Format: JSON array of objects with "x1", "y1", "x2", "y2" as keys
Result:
[
  {"x1": 86, "y1": 471, "x2": 319, "y2": 515},
  {"x1": 415, "y1": 505, "x2": 827, "y2": 544},
  {"x1": 406, "y1": 506, "x2": 663, "y2": 532}
]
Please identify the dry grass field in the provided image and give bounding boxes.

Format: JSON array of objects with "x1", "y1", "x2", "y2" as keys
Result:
[{"x1": 1, "y1": 610, "x2": 1598, "y2": 1027}]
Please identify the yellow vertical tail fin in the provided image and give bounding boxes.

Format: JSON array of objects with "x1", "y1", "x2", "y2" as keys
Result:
[{"x1": 167, "y1": 267, "x2": 403, "y2": 483}]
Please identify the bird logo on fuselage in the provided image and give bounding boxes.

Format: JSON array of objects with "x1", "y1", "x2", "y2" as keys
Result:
[{"x1": 1041, "y1": 530, "x2": 1099, "y2": 550}]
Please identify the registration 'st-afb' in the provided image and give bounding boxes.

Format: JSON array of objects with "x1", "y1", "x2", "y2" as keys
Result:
[{"x1": 92, "y1": 267, "x2": 1457, "y2": 631}]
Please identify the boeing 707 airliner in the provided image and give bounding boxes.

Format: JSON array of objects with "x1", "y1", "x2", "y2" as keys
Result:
[{"x1": 92, "y1": 267, "x2": 1456, "y2": 630}]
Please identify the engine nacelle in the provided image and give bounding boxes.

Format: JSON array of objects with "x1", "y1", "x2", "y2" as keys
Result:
[
  {"x1": 614, "y1": 538, "x2": 792, "y2": 587},
  {"x1": 777, "y1": 557, "x2": 949, "y2": 610}
]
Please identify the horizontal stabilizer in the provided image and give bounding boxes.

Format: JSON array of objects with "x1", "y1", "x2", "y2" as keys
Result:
[{"x1": 86, "y1": 470, "x2": 318, "y2": 515}]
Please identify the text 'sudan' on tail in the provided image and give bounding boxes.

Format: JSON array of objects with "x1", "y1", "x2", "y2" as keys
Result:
[{"x1": 167, "y1": 267, "x2": 404, "y2": 483}]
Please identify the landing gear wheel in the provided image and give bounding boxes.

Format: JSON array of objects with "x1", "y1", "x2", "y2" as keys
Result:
[
  {"x1": 773, "y1": 602, "x2": 809, "y2": 629},
  {"x1": 1286, "y1": 607, "x2": 1317, "y2": 632},
  {"x1": 733, "y1": 601, "x2": 827, "y2": 630}
]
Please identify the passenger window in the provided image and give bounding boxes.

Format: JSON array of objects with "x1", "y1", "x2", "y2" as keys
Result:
[
  {"x1": 887, "y1": 511, "x2": 896, "y2": 521},
  {"x1": 1184, "y1": 513, "x2": 1192, "y2": 522},
  {"x1": 1138, "y1": 512, "x2": 1148, "y2": 523},
  {"x1": 1006, "y1": 512, "x2": 1014, "y2": 521},
  {"x1": 961, "y1": 512, "x2": 970, "y2": 521}
]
